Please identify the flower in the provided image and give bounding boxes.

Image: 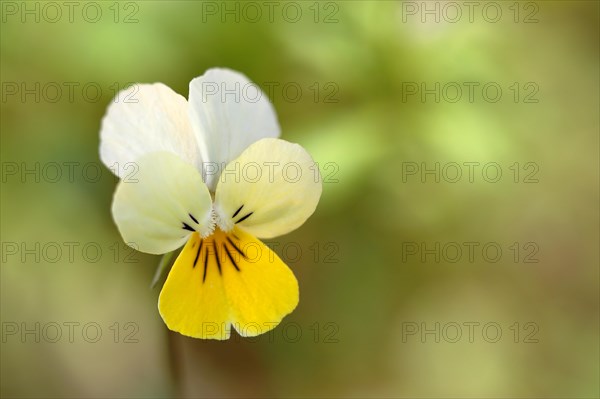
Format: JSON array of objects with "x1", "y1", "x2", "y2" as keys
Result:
[{"x1": 99, "y1": 68, "x2": 322, "y2": 340}]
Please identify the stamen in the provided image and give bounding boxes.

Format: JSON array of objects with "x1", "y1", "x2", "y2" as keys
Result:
[
  {"x1": 193, "y1": 240, "x2": 203, "y2": 268},
  {"x1": 182, "y1": 222, "x2": 195, "y2": 232},
  {"x1": 226, "y1": 237, "x2": 247, "y2": 259},
  {"x1": 214, "y1": 243, "x2": 222, "y2": 275},
  {"x1": 223, "y1": 244, "x2": 240, "y2": 272},
  {"x1": 235, "y1": 212, "x2": 253, "y2": 224},
  {"x1": 232, "y1": 205, "x2": 244, "y2": 218},
  {"x1": 203, "y1": 251, "x2": 209, "y2": 283}
]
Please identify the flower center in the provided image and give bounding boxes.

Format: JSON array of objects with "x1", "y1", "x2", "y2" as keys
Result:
[
  {"x1": 214, "y1": 203, "x2": 254, "y2": 233},
  {"x1": 181, "y1": 202, "x2": 255, "y2": 238}
]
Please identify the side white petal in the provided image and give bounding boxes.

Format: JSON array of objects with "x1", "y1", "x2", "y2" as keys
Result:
[
  {"x1": 214, "y1": 138, "x2": 322, "y2": 239},
  {"x1": 188, "y1": 68, "x2": 280, "y2": 191},
  {"x1": 112, "y1": 152, "x2": 214, "y2": 255},
  {"x1": 100, "y1": 83, "x2": 202, "y2": 177}
]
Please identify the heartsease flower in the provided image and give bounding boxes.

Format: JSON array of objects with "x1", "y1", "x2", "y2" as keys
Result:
[{"x1": 99, "y1": 68, "x2": 322, "y2": 340}]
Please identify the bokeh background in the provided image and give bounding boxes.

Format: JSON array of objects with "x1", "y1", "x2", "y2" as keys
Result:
[{"x1": 1, "y1": 1, "x2": 598, "y2": 398}]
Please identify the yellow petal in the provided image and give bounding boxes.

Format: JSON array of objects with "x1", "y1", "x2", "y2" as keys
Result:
[
  {"x1": 158, "y1": 233, "x2": 231, "y2": 340},
  {"x1": 158, "y1": 228, "x2": 299, "y2": 340},
  {"x1": 221, "y1": 228, "x2": 299, "y2": 337}
]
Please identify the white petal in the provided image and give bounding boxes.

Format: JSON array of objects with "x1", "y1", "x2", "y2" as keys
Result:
[
  {"x1": 213, "y1": 138, "x2": 322, "y2": 239},
  {"x1": 100, "y1": 83, "x2": 202, "y2": 177},
  {"x1": 112, "y1": 152, "x2": 214, "y2": 255},
  {"x1": 188, "y1": 68, "x2": 280, "y2": 191}
]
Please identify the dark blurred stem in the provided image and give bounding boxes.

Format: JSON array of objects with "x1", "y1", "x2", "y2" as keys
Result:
[{"x1": 167, "y1": 330, "x2": 182, "y2": 397}]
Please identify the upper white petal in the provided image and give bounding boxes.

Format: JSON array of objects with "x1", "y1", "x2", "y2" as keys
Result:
[
  {"x1": 100, "y1": 83, "x2": 203, "y2": 177},
  {"x1": 188, "y1": 68, "x2": 280, "y2": 191},
  {"x1": 213, "y1": 138, "x2": 322, "y2": 239},
  {"x1": 112, "y1": 152, "x2": 214, "y2": 255}
]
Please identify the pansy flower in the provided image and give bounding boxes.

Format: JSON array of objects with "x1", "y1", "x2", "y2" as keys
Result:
[{"x1": 100, "y1": 68, "x2": 322, "y2": 340}]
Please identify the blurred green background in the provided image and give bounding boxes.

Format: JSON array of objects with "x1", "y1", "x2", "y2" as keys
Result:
[{"x1": 1, "y1": 1, "x2": 598, "y2": 398}]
